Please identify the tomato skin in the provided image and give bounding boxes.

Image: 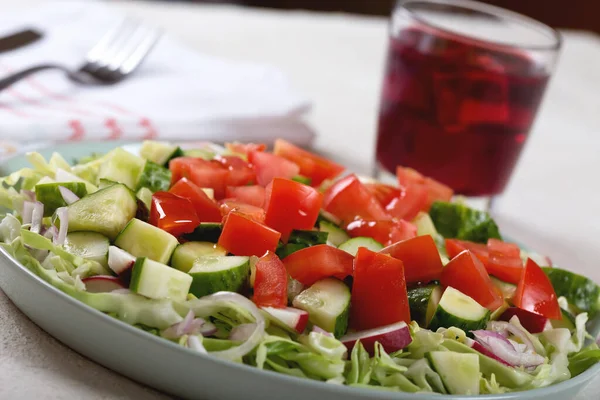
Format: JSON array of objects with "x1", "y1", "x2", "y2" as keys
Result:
[
  {"x1": 381, "y1": 235, "x2": 444, "y2": 284},
  {"x1": 218, "y1": 212, "x2": 281, "y2": 257},
  {"x1": 396, "y1": 166, "x2": 453, "y2": 211},
  {"x1": 282, "y1": 245, "x2": 354, "y2": 286},
  {"x1": 346, "y1": 218, "x2": 416, "y2": 246},
  {"x1": 168, "y1": 157, "x2": 230, "y2": 200},
  {"x1": 253, "y1": 251, "x2": 288, "y2": 308},
  {"x1": 273, "y1": 139, "x2": 345, "y2": 186},
  {"x1": 486, "y1": 239, "x2": 523, "y2": 284},
  {"x1": 169, "y1": 178, "x2": 222, "y2": 223},
  {"x1": 386, "y1": 183, "x2": 428, "y2": 221},
  {"x1": 264, "y1": 178, "x2": 323, "y2": 242},
  {"x1": 248, "y1": 151, "x2": 300, "y2": 187},
  {"x1": 513, "y1": 258, "x2": 561, "y2": 320},
  {"x1": 225, "y1": 185, "x2": 266, "y2": 208},
  {"x1": 169, "y1": 157, "x2": 206, "y2": 185},
  {"x1": 225, "y1": 142, "x2": 267, "y2": 156},
  {"x1": 445, "y1": 239, "x2": 489, "y2": 265},
  {"x1": 441, "y1": 250, "x2": 504, "y2": 311},
  {"x1": 364, "y1": 183, "x2": 401, "y2": 207},
  {"x1": 323, "y1": 174, "x2": 390, "y2": 223},
  {"x1": 351, "y1": 248, "x2": 411, "y2": 330},
  {"x1": 149, "y1": 192, "x2": 200, "y2": 237},
  {"x1": 219, "y1": 199, "x2": 266, "y2": 224},
  {"x1": 213, "y1": 155, "x2": 256, "y2": 187}
]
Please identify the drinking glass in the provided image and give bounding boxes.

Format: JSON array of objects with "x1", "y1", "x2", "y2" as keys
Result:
[{"x1": 374, "y1": 0, "x2": 561, "y2": 210}]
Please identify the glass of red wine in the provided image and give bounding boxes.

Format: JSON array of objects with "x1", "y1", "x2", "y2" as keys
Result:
[{"x1": 375, "y1": 0, "x2": 561, "y2": 210}]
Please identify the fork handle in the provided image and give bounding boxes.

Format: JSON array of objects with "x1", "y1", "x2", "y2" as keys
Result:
[{"x1": 0, "y1": 64, "x2": 88, "y2": 92}]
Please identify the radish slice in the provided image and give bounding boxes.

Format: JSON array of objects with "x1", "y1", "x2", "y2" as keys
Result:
[
  {"x1": 499, "y1": 308, "x2": 548, "y2": 334},
  {"x1": 53, "y1": 207, "x2": 68, "y2": 245},
  {"x1": 261, "y1": 306, "x2": 309, "y2": 334},
  {"x1": 82, "y1": 275, "x2": 125, "y2": 293},
  {"x1": 340, "y1": 321, "x2": 412, "y2": 355},
  {"x1": 108, "y1": 246, "x2": 136, "y2": 275},
  {"x1": 58, "y1": 185, "x2": 80, "y2": 205}
]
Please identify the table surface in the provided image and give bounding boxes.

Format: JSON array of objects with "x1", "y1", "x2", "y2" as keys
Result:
[{"x1": 1, "y1": 0, "x2": 599, "y2": 399}]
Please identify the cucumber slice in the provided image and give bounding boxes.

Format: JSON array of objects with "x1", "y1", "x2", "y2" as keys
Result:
[
  {"x1": 408, "y1": 285, "x2": 442, "y2": 328},
  {"x1": 114, "y1": 219, "x2": 179, "y2": 264},
  {"x1": 49, "y1": 152, "x2": 71, "y2": 171},
  {"x1": 551, "y1": 308, "x2": 577, "y2": 330},
  {"x1": 188, "y1": 256, "x2": 250, "y2": 297},
  {"x1": 542, "y1": 267, "x2": 600, "y2": 315},
  {"x1": 171, "y1": 242, "x2": 227, "y2": 273},
  {"x1": 136, "y1": 187, "x2": 153, "y2": 211},
  {"x1": 140, "y1": 141, "x2": 183, "y2": 166},
  {"x1": 490, "y1": 276, "x2": 517, "y2": 300},
  {"x1": 98, "y1": 178, "x2": 117, "y2": 189},
  {"x1": 182, "y1": 148, "x2": 214, "y2": 160},
  {"x1": 413, "y1": 211, "x2": 439, "y2": 237},
  {"x1": 55, "y1": 168, "x2": 97, "y2": 193},
  {"x1": 182, "y1": 223, "x2": 222, "y2": 243},
  {"x1": 319, "y1": 221, "x2": 349, "y2": 247},
  {"x1": 130, "y1": 257, "x2": 192, "y2": 302},
  {"x1": 35, "y1": 182, "x2": 87, "y2": 216},
  {"x1": 136, "y1": 161, "x2": 172, "y2": 193},
  {"x1": 429, "y1": 201, "x2": 501, "y2": 243},
  {"x1": 291, "y1": 175, "x2": 311, "y2": 185},
  {"x1": 288, "y1": 230, "x2": 328, "y2": 247},
  {"x1": 63, "y1": 232, "x2": 110, "y2": 267},
  {"x1": 427, "y1": 351, "x2": 480, "y2": 395},
  {"x1": 429, "y1": 287, "x2": 490, "y2": 332},
  {"x1": 276, "y1": 243, "x2": 306, "y2": 259},
  {"x1": 316, "y1": 209, "x2": 342, "y2": 226},
  {"x1": 98, "y1": 147, "x2": 145, "y2": 190},
  {"x1": 67, "y1": 183, "x2": 137, "y2": 240},
  {"x1": 338, "y1": 237, "x2": 383, "y2": 256},
  {"x1": 292, "y1": 278, "x2": 350, "y2": 338}
]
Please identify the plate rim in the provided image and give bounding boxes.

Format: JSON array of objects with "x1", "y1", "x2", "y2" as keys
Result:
[{"x1": 1, "y1": 141, "x2": 599, "y2": 399}]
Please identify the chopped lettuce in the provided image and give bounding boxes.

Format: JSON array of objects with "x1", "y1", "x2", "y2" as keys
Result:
[
  {"x1": 429, "y1": 201, "x2": 501, "y2": 243},
  {"x1": 346, "y1": 341, "x2": 372, "y2": 385}
]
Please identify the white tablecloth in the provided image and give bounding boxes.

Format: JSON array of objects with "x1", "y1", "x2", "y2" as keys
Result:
[{"x1": 1, "y1": 0, "x2": 599, "y2": 399}]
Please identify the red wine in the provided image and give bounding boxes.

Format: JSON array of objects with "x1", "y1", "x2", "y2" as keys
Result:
[{"x1": 376, "y1": 27, "x2": 550, "y2": 196}]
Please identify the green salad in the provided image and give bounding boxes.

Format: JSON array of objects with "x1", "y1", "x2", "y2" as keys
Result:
[{"x1": 0, "y1": 140, "x2": 599, "y2": 396}]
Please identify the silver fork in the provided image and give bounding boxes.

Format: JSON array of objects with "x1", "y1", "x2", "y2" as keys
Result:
[{"x1": 0, "y1": 19, "x2": 162, "y2": 92}]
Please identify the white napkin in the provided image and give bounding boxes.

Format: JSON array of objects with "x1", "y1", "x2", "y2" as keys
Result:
[{"x1": 0, "y1": 1, "x2": 314, "y2": 154}]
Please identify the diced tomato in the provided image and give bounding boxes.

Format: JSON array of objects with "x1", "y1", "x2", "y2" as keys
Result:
[
  {"x1": 253, "y1": 251, "x2": 288, "y2": 308},
  {"x1": 169, "y1": 157, "x2": 206, "y2": 185},
  {"x1": 213, "y1": 155, "x2": 256, "y2": 187},
  {"x1": 170, "y1": 178, "x2": 222, "y2": 223},
  {"x1": 396, "y1": 166, "x2": 453, "y2": 211},
  {"x1": 513, "y1": 258, "x2": 561, "y2": 320},
  {"x1": 264, "y1": 178, "x2": 323, "y2": 242},
  {"x1": 248, "y1": 151, "x2": 300, "y2": 187},
  {"x1": 170, "y1": 157, "x2": 229, "y2": 199},
  {"x1": 441, "y1": 250, "x2": 504, "y2": 311},
  {"x1": 445, "y1": 239, "x2": 489, "y2": 265},
  {"x1": 364, "y1": 183, "x2": 402, "y2": 207},
  {"x1": 385, "y1": 183, "x2": 428, "y2": 221},
  {"x1": 346, "y1": 218, "x2": 416, "y2": 246},
  {"x1": 225, "y1": 142, "x2": 267, "y2": 156},
  {"x1": 219, "y1": 199, "x2": 266, "y2": 224},
  {"x1": 323, "y1": 174, "x2": 390, "y2": 223},
  {"x1": 351, "y1": 248, "x2": 410, "y2": 330},
  {"x1": 273, "y1": 139, "x2": 345, "y2": 186},
  {"x1": 282, "y1": 245, "x2": 354, "y2": 286},
  {"x1": 486, "y1": 239, "x2": 524, "y2": 284},
  {"x1": 225, "y1": 185, "x2": 266, "y2": 208},
  {"x1": 381, "y1": 235, "x2": 444, "y2": 284},
  {"x1": 149, "y1": 192, "x2": 199, "y2": 237},
  {"x1": 218, "y1": 212, "x2": 280, "y2": 257}
]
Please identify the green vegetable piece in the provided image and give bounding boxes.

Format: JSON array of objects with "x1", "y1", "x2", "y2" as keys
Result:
[
  {"x1": 188, "y1": 256, "x2": 250, "y2": 298},
  {"x1": 542, "y1": 267, "x2": 600, "y2": 316},
  {"x1": 338, "y1": 237, "x2": 383, "y2": 256},
  {"x1": 407, "y1": 284, "x2": 442, "y2": 328},
  {"x1": 97, "y1": 147, "x2": 145, "y2": 190},
  {"x1": 275, "y1": 243, "x2": 306, "y2": 259},
  {"x1": 136, "y1": 161, "x2": 172, "y2": 193},
  {"x1": 427, "y1": 351, "x2": 480, "y2": 395},
  {"x1": 130, "y1": 257, "x2": 192, "y2": 302},
  {"x1": 287, "y1": 230, "x2": 328, "y2": 247},
  {"x1": 429, "y1": 287, "x2": 490, "y2": 333},
  {"x1": 115, "y1": 218, "x2": 179, "y2": 264},
  {"x1": 182, "y1": 223, "x2": 222, "y2": 243},
  {"x1": 291, "y1": 175, "x2": 312, "y2": 185},
  {"x1": 429, "y1": 201, "x2": 501, "y2": 243},
  {"x1": 35, "y1": 181, "x2": 87, "y2": 216},
  {"x1": 140, "y1": 140, "x2": 184, "y2": 166},
  {"x1": 171, "y1": 242, "x2": 227, "y2": 273}
]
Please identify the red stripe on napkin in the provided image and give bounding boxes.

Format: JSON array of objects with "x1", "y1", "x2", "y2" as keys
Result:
[{"x1": 67, "y1": 120, "x2": 86, "y2": 141}]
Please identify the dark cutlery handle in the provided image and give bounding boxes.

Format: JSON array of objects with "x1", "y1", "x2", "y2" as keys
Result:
[{"x1": 0, "y1": 64, "x2": 84, "y2": 92}]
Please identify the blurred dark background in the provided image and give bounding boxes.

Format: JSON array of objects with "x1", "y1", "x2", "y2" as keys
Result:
[{"x1": 193, "y1": 0, "x2": 600, "y2": 34}]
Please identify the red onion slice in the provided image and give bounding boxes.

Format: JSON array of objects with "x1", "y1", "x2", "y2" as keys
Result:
[
  {"x1": 21, "y1": 189, "x2": 36, "y2": 201},
  {"x1": 161, "y1": 311, "x2": 218, "y2": 339},
  {"x1": 53, "y1": 207, "x2": 68, "y2": 245},
  {"x1": 189, "y1": 292, "x2": 265, "y2": 360},
  {"x1": 489, "y1": 320, "x2": 535, "y2": 353},
  {"x1": 30, "y1": 201, "x2": 44, "y2": 234},
  {"x1": 312, "y1": 325, "x2": 334, "y2": 337},
  {"x1": 58, "y1": 186, "x2": 80, "y2": 205},
  {"x1": 472, "y1": 330, "x2": 545, "y2": 368},
  {"x1": 22, "y1": 201, "x2": 35, "y2": 225},
  {"x1": 43, "y1": 226, "x2": 58, "y2": 241}
]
